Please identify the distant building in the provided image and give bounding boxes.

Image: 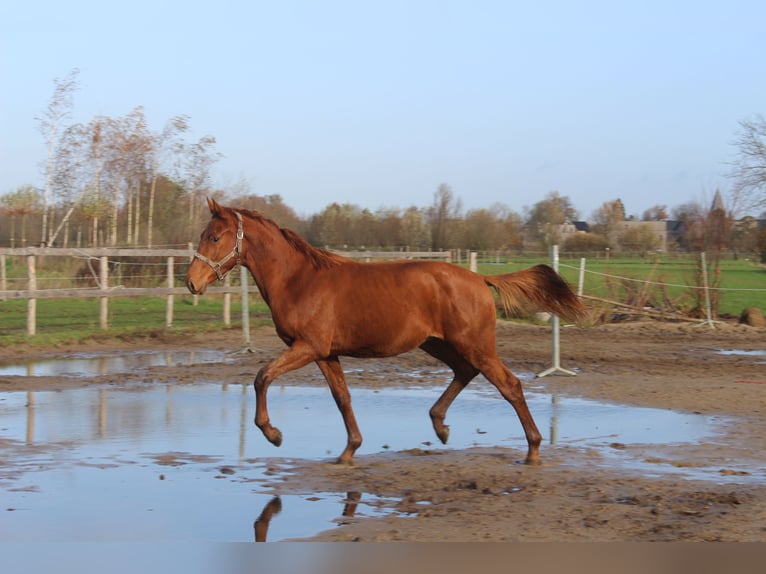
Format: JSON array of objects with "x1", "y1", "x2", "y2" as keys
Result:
[
  {"x1": 546, "y1": 189, "x2": 762, "y2": 253},
  {"x1": 617, "y1": 220, "x2": 683, "y2": 252},
  {"x1": 558, "y1": 221, "x2": 590, "y2": 241},
  {"x1": 557, "y1": 219, "x2": 680, "y2": 252}
]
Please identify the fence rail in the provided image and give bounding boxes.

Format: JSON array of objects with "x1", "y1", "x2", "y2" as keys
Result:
[{"x1": 0, "y1": 247, "x2": 452, "y2": 337}]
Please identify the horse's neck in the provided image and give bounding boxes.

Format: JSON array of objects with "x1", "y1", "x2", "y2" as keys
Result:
[{"x1": 241, "y1": 220, "x2": 305, "y2": 306}]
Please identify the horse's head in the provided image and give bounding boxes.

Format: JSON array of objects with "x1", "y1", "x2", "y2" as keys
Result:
[{"x1": 186, "y1": 197, "x2": 243, "y2": 295}]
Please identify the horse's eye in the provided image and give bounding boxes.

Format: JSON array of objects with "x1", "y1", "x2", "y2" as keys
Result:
[{"x1": 212, "y1": 236, "x2": 220, "y2": 243}]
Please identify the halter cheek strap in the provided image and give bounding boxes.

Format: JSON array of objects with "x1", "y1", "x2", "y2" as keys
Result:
[{"x1": 193, "y1": 211, "x2": 244, "y2": 281}]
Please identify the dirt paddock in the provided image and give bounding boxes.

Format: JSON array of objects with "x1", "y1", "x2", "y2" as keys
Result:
[{"x1": 1, "y1": 319, "x2": 765, "y2": 542}]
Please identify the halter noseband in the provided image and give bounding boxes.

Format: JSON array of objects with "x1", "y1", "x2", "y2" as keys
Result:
[{"x1": 193, "y1": 211, "x2": 244, "y2": 281}]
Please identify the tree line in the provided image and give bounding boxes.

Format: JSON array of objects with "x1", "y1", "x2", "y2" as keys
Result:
[{"x1": 2, "y1": 70, "x2": 766, "y2": 258}]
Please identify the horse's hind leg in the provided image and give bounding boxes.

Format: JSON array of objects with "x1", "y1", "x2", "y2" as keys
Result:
[
  {"x1": 476, "y1": 356, "x2": 542, "y2": 464},
  {"x1": 316, "y1": 357, "x2": 362, "y2": 465},
  {"x1": 420, "y1": 338, "x2": 479, "y2": 444}
]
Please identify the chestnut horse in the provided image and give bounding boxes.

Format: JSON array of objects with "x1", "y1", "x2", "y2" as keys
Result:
[{"x1": 186, "y1": 198, "x2": 585, "y2": 464}]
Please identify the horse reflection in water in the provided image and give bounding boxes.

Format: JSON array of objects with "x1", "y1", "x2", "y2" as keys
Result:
[
  {"x1": 253, "y1": 496, "x2": 282, "y2": 542},
  {"x1": 253, "y1": 493, "x2": 362, "y2": 542},
  {"x1": 186, "y1": 199, "x2": 585, "y2": 465}
]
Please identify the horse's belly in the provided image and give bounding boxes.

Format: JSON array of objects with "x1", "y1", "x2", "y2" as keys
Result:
[{"x1": 332, "y1": 313, "x2": 433, "y2": 358}]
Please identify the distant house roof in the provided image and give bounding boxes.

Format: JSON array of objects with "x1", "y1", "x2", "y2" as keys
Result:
[{"x1": 571, "y1": 221, "x2": 590, "y2": 232}]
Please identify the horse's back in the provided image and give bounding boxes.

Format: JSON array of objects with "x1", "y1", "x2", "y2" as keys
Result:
[{"x1": 314, "y1": 259, "x2": 497, "y2": 356}]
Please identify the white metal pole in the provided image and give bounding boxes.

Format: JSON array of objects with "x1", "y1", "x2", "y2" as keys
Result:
[
  {"x1": 699, "y1": 251, "x2": 717, "y2": 329},
  {"x1": 577, "y1": 257, "x2": 586, "y2": 297},
  {"x1": 99, "y1": 255, "x2": 108, "y2": 331},
  {"x1": 241, "y1": 265, "x2": 251, "y2": 347},
  {"x1": 166, "y1": 256, "x2": 174, "y2": 328},
  {"x1": 537, "y1": 245, "x2": 577, "y2": 378}
]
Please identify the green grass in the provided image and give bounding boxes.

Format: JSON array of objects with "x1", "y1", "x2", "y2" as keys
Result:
[
  {"x1": 475, "y1": 254, "x2": 766, "y2": 318},
  {"x1": 0, "y1": 295, "x2": 273, "y2": 347}
]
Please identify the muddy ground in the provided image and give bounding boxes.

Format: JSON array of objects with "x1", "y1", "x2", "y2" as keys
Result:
[{"x1": 1, "y1": 319, "x2": 765, "y2": 542}]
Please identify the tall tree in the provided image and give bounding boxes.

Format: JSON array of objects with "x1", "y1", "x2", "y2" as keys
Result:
[
  {"x1": 311, "y1": 202, "x2": 358, "y2": 248},
  {"x1": 427, "y1": 183, "x2": 462, "y2": 250},
  {"x1": 0, "y1": 186, "x2": 43, "y2": 247},
  {"x1": 672, "y1": 201, "x2": 708, "y2": 251},
  {"x1": 400, "y1": 206, "x2": 430, "y2": 250},
  {"x1": 180, "y1": 135, "x2": 220, "y2": 239},
  {"x1": 524, "y1": 191, "x2": 578, "y2": 248},
  {"x1": 462, "y1": 206, "x2": 514, "y2": 251},
  {"x1": 374, "y1": 207, "x2": 403, "y2": 249},
  {"x1": 642, "y1": 204, "x2": 668, "y2": 221},
  {"x1": 730, "y1": 115, "x2": 766, "y2": 215},
  {"x1": 591, "y1": 199, "x2": 627, "y2": 248},
  {"x1": 36, "y1": 68, "x2": 79, "y2": 246},
  {"x1": 146, "y1": 115, "x2": 189, "y2": 246}
]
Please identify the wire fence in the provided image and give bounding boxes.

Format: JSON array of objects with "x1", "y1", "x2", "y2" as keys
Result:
[{"x1": 1, "y1": 246, "x2": 764, "y2": 342}]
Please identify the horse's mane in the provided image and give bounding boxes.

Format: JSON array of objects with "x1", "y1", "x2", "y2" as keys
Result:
[{"x1": 239, "y1": 209, "x2": 347, "y2": 269}]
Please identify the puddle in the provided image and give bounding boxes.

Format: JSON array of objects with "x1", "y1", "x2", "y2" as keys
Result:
[
  {"x1": 0, "y1": 350, "x2": 230, "y2": 377},
  {"x1": 716, "y1": 348, "x2": 766, "y2": 364},
  {"x1": 716, "y1": 349, "x2": 766, "y2": 356},
  {"x1": 0, "y1": 378, "x2": 759, "y2": 541}
]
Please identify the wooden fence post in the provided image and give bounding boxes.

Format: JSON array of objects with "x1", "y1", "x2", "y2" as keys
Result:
[
  {"x1": 166, "y1": 256, "x2": 174, "y2": 328},
  {"x1": 1, "y1": 254, "x2": 6, "y2": 300},
  {"x1": 99, "y1": 255, "x2": 108, "y2": 331},
  {"x1": 27, "y1": 254, "x2": 36, "y2": 336}
]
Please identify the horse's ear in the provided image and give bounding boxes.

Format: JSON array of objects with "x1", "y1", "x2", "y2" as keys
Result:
[{"x1": 207, "y1": 197, "x2": 222, "y2": 217}]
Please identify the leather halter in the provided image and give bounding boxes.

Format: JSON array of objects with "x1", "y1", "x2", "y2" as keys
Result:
[{"x1": 193, "y1": 211, "x2": 244, "y2": 281}]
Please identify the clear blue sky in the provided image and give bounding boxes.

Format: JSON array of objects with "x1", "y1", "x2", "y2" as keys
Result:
[{"x1": 2, "y1": 0, "x2": 765, "y2": 219}]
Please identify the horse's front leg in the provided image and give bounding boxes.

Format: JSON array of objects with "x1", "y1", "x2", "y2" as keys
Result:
[
  {"x1": 316, "y1": 357, "x2": 362, "y2": 464},
  {"x1": 254, "y1": 342, "x2": 317, "y2": 448}
]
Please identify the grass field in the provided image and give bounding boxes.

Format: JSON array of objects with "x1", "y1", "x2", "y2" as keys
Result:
[
  {"x1": 475, "y1": 253, "x2": 766, "y2": 319},
  {"x1": 0, "y1": 295, "x2": 273, "y2": 347},
  {"x1": 1, "y1": 253, "x2": 764, "y2": 347}
]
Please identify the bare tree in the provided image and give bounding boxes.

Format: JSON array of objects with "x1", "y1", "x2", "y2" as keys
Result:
[
  {"x1": 427, "y1": 183, "x2": 462, "y2": 250},
  {"x1": 79, "y1": 117, "x2": 112, "y2": 246},
  {"x1": 672, "y1": 201, "x2": 708, "y2": 251},
  {"x1": 729, "y1": 115, "x2": 766, "y2": 215},
  {"x1": 36, "y1": 68, "x2": 79, "y2": 246},
  {"x1": 462, "y1": 205, "x2": 521, "y2": 252},
  {"x1": 180, "y1": 135, "x2": 221, "y2": 238},
  {"x1": 642, "y1": 204, "x2": 668, "y2": 221},
  {"x1": 400, "y1": 206, "x2": 430, "y2": 250},
  {"x1": 524, "y1": 191, "x2": 578, "y2": 249},
  {"x1": 105, "y1": 107, "x2": 150, "y2": 246},
  {"x1": 591, "y1": 199, "x2": 627, "y2": 248},
  {"x1": 146, "y1": 115, "x2": 189, "y2": 246}
]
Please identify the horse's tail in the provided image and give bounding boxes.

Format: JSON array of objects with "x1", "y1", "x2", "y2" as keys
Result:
[{"x1": 484, "y1": 264, "x2": 587, "y2": 322}]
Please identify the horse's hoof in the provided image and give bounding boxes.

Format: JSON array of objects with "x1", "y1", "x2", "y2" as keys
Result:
[
  {"x1": 269, "y1": 429, "x2": 283, "y2": 447},
  {"x1": 436, "y1": 426, "x2": 450, "y2": 445}
]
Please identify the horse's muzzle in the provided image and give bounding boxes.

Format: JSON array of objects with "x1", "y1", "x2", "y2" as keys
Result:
[{"x1": 186, "y1": 277, "x2": 206, "y2": 295}]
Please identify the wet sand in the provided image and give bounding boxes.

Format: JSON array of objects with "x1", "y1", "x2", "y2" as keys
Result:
[{"x1": 1, "y1": 320, "x2": 765, "y2": 541}]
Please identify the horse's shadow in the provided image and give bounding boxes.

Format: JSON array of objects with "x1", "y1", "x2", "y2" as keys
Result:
[{"x1": 253, "y1": 492, "x2": 362, "y2": 542}]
